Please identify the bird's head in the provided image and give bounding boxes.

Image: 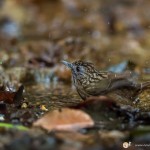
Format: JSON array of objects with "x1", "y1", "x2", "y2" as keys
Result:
[
  {"x1": 62, "y1": 60, "x2": 99, "y2": 86},
  {"x1": 62, "y1": 60, "x2": 96, "y2": 77},
  {"x1": 62, "y1": 60, "x2": 109, "y2": 100}
]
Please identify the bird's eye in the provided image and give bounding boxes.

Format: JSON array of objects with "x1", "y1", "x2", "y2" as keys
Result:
[{"x1": 76, "y1": 66, "x2": 80, "y2": 72}]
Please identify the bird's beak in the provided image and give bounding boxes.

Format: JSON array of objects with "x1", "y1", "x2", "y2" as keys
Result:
[{"x1": 61, "y1": 60, "x2": 73, "y2": 69}]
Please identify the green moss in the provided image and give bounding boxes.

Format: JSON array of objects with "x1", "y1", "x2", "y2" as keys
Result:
[{"x1": 0, "y1": 123, "x2": 29, "y2": 131}]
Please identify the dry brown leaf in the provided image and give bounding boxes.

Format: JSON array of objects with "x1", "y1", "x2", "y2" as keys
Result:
[
  {"x1": 70, "y1": 96, "x2": 116, "y2": 109},
  {"x1": 33, "y1": 108, "x2": 94, "y2": 131},
  {"x1": 0, "y1": 85, "x2": 24, "y2": 105},
  {"x1": 0, "y1": 91, "x2": 15, "y2": 104},
  {"x1": 40, "y1": 105, "x2": 48, "y2": 111}
]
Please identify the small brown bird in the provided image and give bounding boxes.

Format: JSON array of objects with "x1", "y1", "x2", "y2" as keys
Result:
[{"x1": 62, "y1": 60, "x2": 150, "y2": 102}]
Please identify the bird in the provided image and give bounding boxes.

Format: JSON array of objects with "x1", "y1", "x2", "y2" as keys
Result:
[{"x1": 62, "y1": 60, "x2": 150, "y2": 102}]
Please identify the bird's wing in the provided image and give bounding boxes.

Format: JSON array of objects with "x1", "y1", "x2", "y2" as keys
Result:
[
  {"x1": 107, "y1": 71, "x2": 132, "y2": 80},
  {"x1": 107, "y1": 71, "x2": 136, "y2": 90},
  {"x1": 85, "y1": 79, "x2": 112, "y2": 96},
  {"x1": 76, "y1": 88, "x2": 90, "y2": 100},
  {"x1": 96, "y1": 70, "x2": 132, "y2": 80},
  {"x1": 85, "y1": 71, "x2": 133, "y2": 96}
]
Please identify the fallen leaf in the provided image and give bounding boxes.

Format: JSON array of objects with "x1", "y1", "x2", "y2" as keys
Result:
[
  {"x1": 40, "y1": 105, "x2": 48, "y2": 111},
  {"x1": 0, "y1": 85, "x2": 24, "y2": 105},
  {"x1": 70, "y1": 96, "x2": 116, "y2": 109},
  {"x1": 33, "y1": 108, "x2": 94, "y2": 131},
  {"x1": 0, "y1": 91, "x2": 15, "y2": 104},
  {"x1": 21, "y1": 102, "x2": 28, "y2": 109}
]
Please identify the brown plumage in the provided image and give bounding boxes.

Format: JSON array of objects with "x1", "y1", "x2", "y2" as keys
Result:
[{"x1": 62, "y1": 60, "x2": 150, "y2": 102}]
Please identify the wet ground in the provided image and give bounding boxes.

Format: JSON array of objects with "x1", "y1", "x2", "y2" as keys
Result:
[{"x1": 0, "y1": 0, "x2": 150, "y2": 150}]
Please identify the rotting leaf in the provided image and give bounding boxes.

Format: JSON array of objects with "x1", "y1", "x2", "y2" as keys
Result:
[
  {"x1": 33, "y1": 108, "x2": 94, "y2": 132},
  {"x1": 0, "y1": 91, "x2": 15, "y2": 104},
  {"x1": 70, "y1": 96, "x2": 116, "y2": 110},
  {"x1": 0, "y1": 85, "x2": 24, "y2": 106}
]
